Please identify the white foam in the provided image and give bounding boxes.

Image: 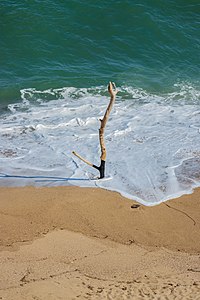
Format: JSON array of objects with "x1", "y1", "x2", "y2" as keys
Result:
[{"x1": 0, "y1": 84, "x2": 200, "y2": 205}]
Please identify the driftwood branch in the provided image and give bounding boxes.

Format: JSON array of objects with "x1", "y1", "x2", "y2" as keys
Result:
[
  {"x1": 72, "y1": 82, "x2": 118, "y2": 178},
  {"x1": 72, "y1": 151, "x2": 93, "y2": 167}
]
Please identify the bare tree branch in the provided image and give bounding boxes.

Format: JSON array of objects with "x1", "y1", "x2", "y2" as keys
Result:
[
  {"x1": 72, "y1": 151, "x2": 93, "y2": 167},
  {"x1": 72, "y1": 82, "x2": 118, "y2": 178}
]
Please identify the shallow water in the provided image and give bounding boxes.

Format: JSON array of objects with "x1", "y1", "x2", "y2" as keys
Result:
[{"x1": 0, "y1": 85, "x2": 200, "y2": 205}]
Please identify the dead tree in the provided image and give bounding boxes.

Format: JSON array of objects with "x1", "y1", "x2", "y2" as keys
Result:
[{"x1": 72, "y1": 82, "x2": 118, "y2": 178}]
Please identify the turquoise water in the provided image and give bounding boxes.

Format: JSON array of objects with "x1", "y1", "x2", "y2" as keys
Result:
[
  {"x1": 0, "y1": 1, "x2": 200, "y2": 203},
  {"x1": 1, "y1": 1, "x2": 200, "y2": 104}
]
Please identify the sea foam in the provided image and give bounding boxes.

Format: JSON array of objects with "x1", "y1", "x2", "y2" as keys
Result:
[{"x1": 0, "y1": 84, "x2": 200, "y2": 205}]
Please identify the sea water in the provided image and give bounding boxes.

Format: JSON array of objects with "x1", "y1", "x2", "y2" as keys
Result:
[{"x1": 0, "y1": 1, "x2": 200, "y2": 205}]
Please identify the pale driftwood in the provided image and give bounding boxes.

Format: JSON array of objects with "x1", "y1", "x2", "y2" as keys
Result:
[
  {"x1": 72, "y1": 151, "x2": 93, "y2": 167},
  {"x1": 72, "y1": 82, "x2": 118, "y2": 178}
]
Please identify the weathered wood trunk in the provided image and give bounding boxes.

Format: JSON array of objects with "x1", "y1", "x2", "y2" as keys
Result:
[{"x1": 72, "y1": 82, "x2": 117, "y2": 178}]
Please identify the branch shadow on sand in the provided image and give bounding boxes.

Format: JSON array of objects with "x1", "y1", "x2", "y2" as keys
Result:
[{"x1": 0, "y1": 173, "x2": 91, "y2": 183}]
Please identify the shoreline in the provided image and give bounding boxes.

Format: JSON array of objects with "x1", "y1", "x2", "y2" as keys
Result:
[{"x1": 0, "y1": 186, "x2": 200, "y2": 299}]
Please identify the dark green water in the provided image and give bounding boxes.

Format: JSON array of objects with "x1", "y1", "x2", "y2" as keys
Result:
[{"x1": 0, "y1": 0, "x2": 200, "y2": 104}]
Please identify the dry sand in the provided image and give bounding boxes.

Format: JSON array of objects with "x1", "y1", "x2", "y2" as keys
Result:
[{"x1": 0, "y1": 186, "x2": 200, "y2": 299}]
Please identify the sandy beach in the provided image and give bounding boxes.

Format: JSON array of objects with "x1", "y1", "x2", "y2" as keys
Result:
[{"x1": 0, "y1": 186, "x2": 200, "y2": 299}]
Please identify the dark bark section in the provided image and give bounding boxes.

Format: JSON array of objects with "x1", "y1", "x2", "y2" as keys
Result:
[{"x1": 93, "y1": 160, "x2": 105, "y2": 179}]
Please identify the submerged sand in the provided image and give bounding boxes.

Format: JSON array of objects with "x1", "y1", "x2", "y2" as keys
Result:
[{"x1": 0, "y1": 186, "x2": 200, "y2": 299}]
